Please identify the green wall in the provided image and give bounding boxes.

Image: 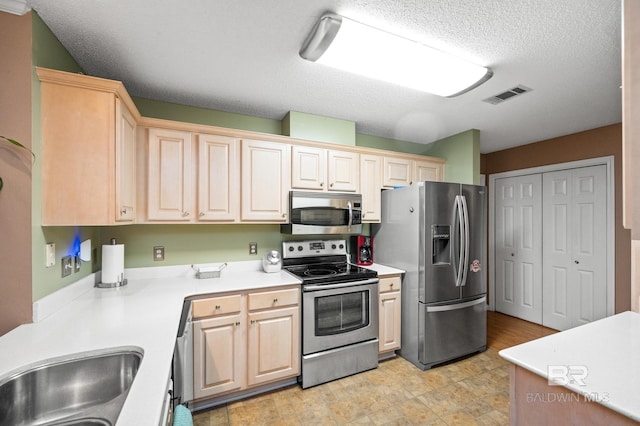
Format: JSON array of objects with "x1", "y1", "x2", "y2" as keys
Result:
[
  {"x1": 134, "y1": 97, "x2": 282, "y2": 135},
  {"x1": 283, "y1": 111, "x2": 356, "y2": 146},
  {"x1": 31, "y1": 12, "x2": 101, "y2": 301},
  {"x1": 424, "y1": 129, "x2": 480, "y2": 184},
  {"x1": 356, "y1": 133, "x2": 432, "y2": 156}
]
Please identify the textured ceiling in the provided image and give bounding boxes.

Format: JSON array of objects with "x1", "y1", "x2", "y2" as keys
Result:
[{"x1": 28, "y1": 0, "x2": 622, "y2": 153}]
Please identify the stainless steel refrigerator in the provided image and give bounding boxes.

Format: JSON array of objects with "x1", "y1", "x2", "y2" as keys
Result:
[{"x1": 372, "y1": 181, "x2": 487, "y2": 370}]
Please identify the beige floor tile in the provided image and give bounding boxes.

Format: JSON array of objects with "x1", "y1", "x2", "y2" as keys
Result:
[
  {"x1": 192, "y1": 348, "x2": 517, "y2": 426},
  {"x1": 476, "y1": 409, "x2": 509, "y2": 426}
]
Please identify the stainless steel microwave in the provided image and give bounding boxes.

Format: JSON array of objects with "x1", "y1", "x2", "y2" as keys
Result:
[{"x1": 281, "y1": 191, "x2": 363, "y2": 235}]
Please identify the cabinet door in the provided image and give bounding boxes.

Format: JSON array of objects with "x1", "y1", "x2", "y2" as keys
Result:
[
  {"x1": 379, "y1": 275, "x2": 402, "y2": 353},
  {"x1": 328, "y1": 150, "x2": 359, "y2": 192},
  {"x1": 241, "y1": 139, "x2": 291, "y2": 222},
  {"x1": 147, "y1": 128, "x2": 192, "y2": 221},
  {"x1": 193, "y1": 314, "x2": 244, "y2": 399},
  {"x1": 292, "y1": 145, "x2": 326, "y2": 190},
  {"x1": 379, "y1": 290, "x2": 401, "y2": 353},
  {"x1": 383, "y1": 157, "x2": 413, "y2": 188},
  {"x1": 360, "y1": 154, "x2": 382, "y2": 222},
  {"x1": 414, "y1": 160, "x2": 443, "y2": 182},
  {"x1": 115, "y1": 98, "x2": 136, "y2": 222},
  {"x1": 197, "y1": 134, "x2": 239, "y2": 221},
  {"x1": 247, "y1": 306, "x2": 300, "y2": 386}
]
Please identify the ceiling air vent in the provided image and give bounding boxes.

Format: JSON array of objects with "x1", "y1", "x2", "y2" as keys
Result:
[{"x1": 483, "y1": 85, "x2": 532, "y2": 105}]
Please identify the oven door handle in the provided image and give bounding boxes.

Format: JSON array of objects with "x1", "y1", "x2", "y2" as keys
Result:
[{"x1": 303, "y1": 278, "x2": 379, "y2": 292}]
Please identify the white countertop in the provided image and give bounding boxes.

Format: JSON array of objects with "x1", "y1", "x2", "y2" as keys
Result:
[
  {"x1": 361, "y1": 263, "x2": 405, "y2": 276},
  {"x1": 499, "y1": 311, "x2": 640, "y2": 421},
  {"x1": 0, "y1": 261, "x2": 301, "y2": 426},
  {"x1": 0, "y1": 261, "x2": 402, "y2": 426}
]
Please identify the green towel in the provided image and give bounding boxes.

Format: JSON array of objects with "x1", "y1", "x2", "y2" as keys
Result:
[{"x1": 173, "y1": 404, "x2": 193, "y2": 426}]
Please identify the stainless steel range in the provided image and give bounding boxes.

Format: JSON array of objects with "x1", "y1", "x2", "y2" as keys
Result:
[{"x1": 282, "y1": 239, "x2": 379, "y2": 389}]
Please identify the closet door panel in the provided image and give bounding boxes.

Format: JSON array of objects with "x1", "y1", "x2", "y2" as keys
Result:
[
  {"x1": 542, "y1": 165, "x2": 607, "y2": 330},
  {"x1": 495, "y1": 175, "x2": 542, "y2": 323}
]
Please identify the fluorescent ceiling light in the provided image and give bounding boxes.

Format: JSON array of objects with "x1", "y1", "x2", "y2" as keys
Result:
[{"x1": 300, "y1": 13, "x2": 493, "y2": 97}]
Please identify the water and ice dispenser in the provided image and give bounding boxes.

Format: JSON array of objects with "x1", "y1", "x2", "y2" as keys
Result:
[{"x1": 431, "y1": 225, "x2": 451, "y2": 265}]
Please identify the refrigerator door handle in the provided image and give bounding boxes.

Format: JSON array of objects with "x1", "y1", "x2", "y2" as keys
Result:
[
  {"x1": 454, "y1": 195, "x2": 468, "y2": 287},
  {"x1": 453, "y1": 195, "x2": 464, "y2": 287},
  {"x1": 460, "y1": 195, "x2": 470, "y2": 286},
  {"x1": 426, "y1": 296, "x2": 486, "y2": 312}
]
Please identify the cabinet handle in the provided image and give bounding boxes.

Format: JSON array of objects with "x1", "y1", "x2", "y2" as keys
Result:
[
  {"x1": 199, "y1": 212, "x2": 205, "y2": 216},
  {"x1": 273, "y1": 298, "x2": 278, "y2": 303},
  {"x1": 363, "y1": 213, "x2": 366, "y2": 219},
  {"x1": 250, "y1": 320, "x2": 256, "y2": 324},
  {"x1": 183, "y1": 211, "x2": 190, "y2": 217},
  {"x1": 575, "y1": 260, "x2": 579, "y2": 264},
  {"x1": 121, "y1": 208, "x2": 127, "y2": 215},
  {"x1": 390, "y1": 282, "x2": 394, "y2": 287},
  {"x1": 235, "y1": 321, "x2": 240, "y2": 326},
  {"x1": 320, "y1": 182, "x2": 324, "y2": 187},
  {"x1": 282, "y1": 213, "x2": 287, "y2": 218},
  {"x1": 330, "y1": 183, "x2": 334, "y2": 188},
  {"x1": 215, "y1": 305, "x2": 221, "y2": 310}
]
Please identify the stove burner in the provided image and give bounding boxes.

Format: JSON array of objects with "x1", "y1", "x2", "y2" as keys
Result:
[{"x1": 304, "y1": 268, "x2": 338, "y2": 277}]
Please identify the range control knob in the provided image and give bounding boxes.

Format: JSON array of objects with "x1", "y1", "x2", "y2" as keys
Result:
[
  {"x1": 331, "y1": 244, "x2": 337, "y2": 250},
  {"x1": 288, "y1": 246, "x2": 294, "y2": 252},
  {"x1": 339, "y1": 244, "x2": 344, "y2": 249},
  {"x1": 297, "y1": 245, "x2": 303, "y2": 251}
]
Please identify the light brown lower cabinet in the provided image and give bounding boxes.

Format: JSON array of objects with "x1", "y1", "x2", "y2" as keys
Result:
[
  {"x1": 192, "y1": 287, "x2": 300, "y2": 401},
  {"x1": 378, "y1": 274, "x2": 402, "y2": 355}
]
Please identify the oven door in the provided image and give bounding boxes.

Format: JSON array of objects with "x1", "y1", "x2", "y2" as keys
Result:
[{"x1": 302, "y1": 279, "x2": 379, "y2": 355}]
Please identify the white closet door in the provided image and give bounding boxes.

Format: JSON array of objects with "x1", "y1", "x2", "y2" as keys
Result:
[
  {"x1": 495, "y1": 174, "x2": 543, "y2": 323},
  {"x1": 542, "y1": 165, "x2": 607, "y2": 330}
]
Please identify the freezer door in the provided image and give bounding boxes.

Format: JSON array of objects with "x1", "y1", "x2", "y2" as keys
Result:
[
  {"x1": 460, "y1": 184, "x2": 487, "y2": 299},
  {"x1": 418, "y1": 297, "x2": 487, "y2": 369},
  {"x1": 421, "y1": 182, "x2": 461, "y2": 304}
]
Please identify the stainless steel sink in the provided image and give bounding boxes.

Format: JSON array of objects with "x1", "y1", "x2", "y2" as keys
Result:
[{"x1": 0, "y1": 346, "x2": 143, "y2": 426}]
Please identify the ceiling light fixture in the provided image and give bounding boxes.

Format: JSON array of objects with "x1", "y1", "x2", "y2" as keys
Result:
[{"x1": 300, "y1": 13, "x2": 493, "y2": 97}]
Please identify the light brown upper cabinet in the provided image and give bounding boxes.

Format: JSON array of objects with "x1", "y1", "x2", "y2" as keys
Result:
[
  {"x1": 241, "y1": 139, "x2": 291, "y2": 222},
  {"x1": 38, "y1": 68, "x2": 139, "y2": 225},
  {"x1": 197, "y1": 134, "x2": 239, "y2": 221},
  {"x1": 292, "y1": 145, "x2": 359, "y2": 192},
  {"x1": 382, "y1": 156, "x2": 444, "y2": 188},
  {"x1": 360, "y1": 154, "x2": 382, "y2": 222},
  {"x1": 144, "y1": 130, "x2": 239, "y2": 222},
  {"x1": 146, "y1": 128, "x2": 193, "y2": 221}
]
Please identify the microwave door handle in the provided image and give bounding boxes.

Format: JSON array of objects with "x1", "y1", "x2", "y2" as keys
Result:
[{"x1": 347, "y1": 201, "x2": 353, "y2": 229}]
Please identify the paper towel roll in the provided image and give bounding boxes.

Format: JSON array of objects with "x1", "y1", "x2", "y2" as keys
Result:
[{"x1": 102, "y1": 244, "x2": 125, "y2": 285}]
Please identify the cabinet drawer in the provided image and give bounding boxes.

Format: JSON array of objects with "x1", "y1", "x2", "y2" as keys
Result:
[
  {"x1": 248, "y1": 287, "x2": 299, "y2": 311},
  {"x1": 192, "y1": 294, "x2": 243, "y2": 319},
  {"x1": 379, "y1": 275, "x2": 401, "y2": 293}
]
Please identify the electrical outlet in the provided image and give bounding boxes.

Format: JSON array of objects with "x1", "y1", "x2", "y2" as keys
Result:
[
  {"x1": 153, "y1": 246, "x2": 165, "y2": 261},
  {"x1": 74, "y1": 256, "x2": 81, "y2": 273},
  {"x1": 61, "y1": 256, "x2": 73, "y2": 277},
  {"x1": 249, "y1": 242, "x2": 258, "y2": 255}
]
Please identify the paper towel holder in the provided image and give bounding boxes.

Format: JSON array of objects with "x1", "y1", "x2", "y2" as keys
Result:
[{"x1": 96, "y1": 238, "x2": 128, "y2": 289}]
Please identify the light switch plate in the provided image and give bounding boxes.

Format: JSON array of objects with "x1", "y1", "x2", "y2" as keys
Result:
[{"x1": 45, "y1": 243, "x2": 55, "y2": 267}]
